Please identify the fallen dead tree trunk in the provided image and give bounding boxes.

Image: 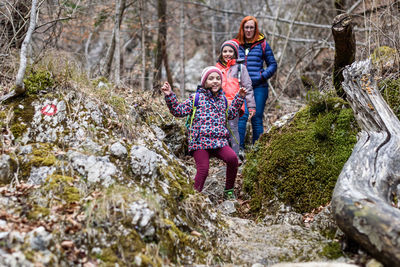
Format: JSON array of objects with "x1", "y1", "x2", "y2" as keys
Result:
[{"x1": 332, "y1": 60, "x2": 400, "y2": 266}]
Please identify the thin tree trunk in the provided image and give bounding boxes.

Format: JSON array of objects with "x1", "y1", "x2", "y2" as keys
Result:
[
  {"x1": 1, "y1": 0, "x2": 37, "y2": 103},
  {"x1": 211, "y1": 0, "x2": 216, "y2": 63},
  {"x1": 332, "y1": 60, "x2": 400, "y2": 267},
  {"x1": 153, "y1": 0, "x2": 167, "y2": 91},
  {"x1": 101, "y1": 27, "x2": 115, "y2": 77},
  {"x1": 100, "y1": 0, "x2": 126, "y2": 78},
  {"x1": 163, "y1": 47, "x2": 173, "y2": 87},
  {"x1": 334, "y1": 0, "x2": 346, "y2": 15},
  {"x1": 276, "y1": 0, "x2": 303, "y2": 85},
  {"x1": 115, "y1": 0, "x2": 121, "y2": 87},
  {"x1": 179, "y1": 0, "x2": 185, "y2": 97},
  {"x1": 332, "y1": 13, "x2": 356, "y2": 100},
  {"x1": 270, "y1": 0, "x2": 282, "y2": 50},
  {"x1": 140, "y1": 0, "x2": 146, "y2": 91},
  {"x1": 144, "y1": 33, "x2": 152, "y2": 90}
]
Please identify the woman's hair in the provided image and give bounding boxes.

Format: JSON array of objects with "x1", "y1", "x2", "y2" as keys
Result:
[{"x1": 235, "y1": 16, "x2": 260, "y2": 45}]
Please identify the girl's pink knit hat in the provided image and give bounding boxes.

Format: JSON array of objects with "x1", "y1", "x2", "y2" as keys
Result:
[{"x1": 200, "y1": 66, "x2": 223, "y2": 88}]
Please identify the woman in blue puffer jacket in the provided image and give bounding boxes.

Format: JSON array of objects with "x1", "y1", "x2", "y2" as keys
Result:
[{"x1": 233, "y1": 16, "x2": 277, "y2": 151}]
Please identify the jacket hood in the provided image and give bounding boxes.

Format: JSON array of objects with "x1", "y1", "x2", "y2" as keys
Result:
[
  {"x1": 257, "y1": 33, "x2": 266, "y2": 42},
  {"x1": 216, "y1": 59, "x2": 237, "y2": 69}
]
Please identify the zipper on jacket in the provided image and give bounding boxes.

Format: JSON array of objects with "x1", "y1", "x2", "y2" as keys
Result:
[{"x1": 244, "y1": 48, "x2": 250, "y2": 65}]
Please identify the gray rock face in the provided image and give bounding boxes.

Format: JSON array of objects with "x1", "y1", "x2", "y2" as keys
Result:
[
  {"x1": 27, "y1": 166, "x2": 56, "y2": 185},
  {"x1": 218, "y1": 200, "x2": 237, "y2": 215},
  {"x1": 68, "y1": 151, "x2": 116, "y2": 187},
  {"x1": 28, "y1": 226, "x2": 52, "y2": 251},
  {"x1": 0, "y1": 155, "x2": 14, "y2": 184},
  {"x1": 28, "y1": 99, "x2": 67, "y2": 144},
  {"x1": 0, "y1": 249, "x2": 32, "y2": 267},
  {"x1": 223, "y1": 216, "x2": 336, "y2": 266},
  {"x1": 130, "y1": 145, "x2": 166, "y2": 182},
  {"x1": 127, "y1": 200, "x2": 156, "y2": 239},
  {"x1": 110, "y1": 142, "x2": 127, "y2": 158}
]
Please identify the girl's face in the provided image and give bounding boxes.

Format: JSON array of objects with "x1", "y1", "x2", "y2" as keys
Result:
[
  {"x1": 205, "y1": 72, "x2": 221, "y2": 94},
  {"x1": 222, "y1": 46, "x2": 235, "y2": 62},
  {"x1": 244, "y1": 20, "x2": 255, "y2": 41}
]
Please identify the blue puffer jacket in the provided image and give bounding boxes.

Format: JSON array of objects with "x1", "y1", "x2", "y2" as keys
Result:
[{"x1": 234, "y1": 33, "x2": 277, "y2": 88}]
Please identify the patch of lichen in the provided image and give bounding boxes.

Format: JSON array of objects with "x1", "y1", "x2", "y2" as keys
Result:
[
  {"x1": 18, "y1": 143, "x2": 57, "y2": 179},
  {"x1": 243, "y1": 92, "x2": 359, "y2": 214},
  {"x1": 31, "y1": 144, "x2": 56, "y2": 167},
  {"x1": 24, "y1": 70, "x2": 55, "y2": 96},
  {"x1": 319, "y1": 241, "x2": 343, "y2": 259},
  {"x1": 0, "y1": 110, "x2": 7, "y2": 129},
  {"x1": 27, "y1": 205, "x2": 50, "y2": 220},
  {"x1": 370, "y1": 46, "x2": 398, "y2": 66},
  {"x1": 158, "y1": 218, "x2": 208, "y2": 264},
  {"x1": 85, "y1": 186, "x2": 139, "y2": 225},
  {"x1": 158, "y1": 159, "x2": 194, "y2": 201},
  {"x1": 96, "y1": 231, "x2": 158, "y2": 267},
  {"x1": 10, "y1": 122, "x2": 27, "y2": 139},
  {"x1": 44, "y1": 174, "x2": 80, "y2": 203},
  {"x1": 380, "y1": 78, "x2": 400, "y2": 118}
]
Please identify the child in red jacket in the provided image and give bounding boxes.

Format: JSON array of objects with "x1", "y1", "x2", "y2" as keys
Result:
[
  {"x1": 216, "y1": 40, "x2": 255, "y2": 159},
  {"x1": 161, "y1": 66, "x2": 246, "y2": 199}
]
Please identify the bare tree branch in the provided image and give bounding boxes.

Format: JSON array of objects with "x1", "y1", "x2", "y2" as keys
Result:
[{"x1": 1, "y1": 0, "x2": 38, "y2": 103}]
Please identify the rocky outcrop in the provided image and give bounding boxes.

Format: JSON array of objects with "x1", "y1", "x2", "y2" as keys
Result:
[{"x1": 0, "y1": 86, "x2": 360, "y2": 266}]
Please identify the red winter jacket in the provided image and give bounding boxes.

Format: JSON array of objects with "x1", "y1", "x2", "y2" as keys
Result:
[{"x1": 216, "y1": 59, "x2": 255, "y2": 116}]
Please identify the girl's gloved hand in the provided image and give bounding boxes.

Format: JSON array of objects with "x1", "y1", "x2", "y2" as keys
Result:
[
  {"x1": 238, "y1": 86, "x2": 247, "y2": 97},
  {"x1": 161, "y1": 82, "x2": 172, "y2": 96}
]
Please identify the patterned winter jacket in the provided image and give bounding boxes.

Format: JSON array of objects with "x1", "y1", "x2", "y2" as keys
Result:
[
  {"x1": 234, "y1": 33, "x2": 277, "y2": 88},
  {"x1": 216, "y1": 59, "x2": 255, "y2": 116},
  {"x1": 165, "y1": 87, "x2": 245, "y2": 152}
]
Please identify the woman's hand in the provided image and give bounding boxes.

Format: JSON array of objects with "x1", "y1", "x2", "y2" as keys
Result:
[
  {"x1": 238, "y1": 86, "x2": 247, "y2": 97},
  {"x1": 161, "y1": 82, "x2": 172, "y2": 96}
]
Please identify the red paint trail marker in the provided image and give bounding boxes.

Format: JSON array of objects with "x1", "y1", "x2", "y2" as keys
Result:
[{"x1": 41, "y1": 104, "x2": 57, "y2": 116}]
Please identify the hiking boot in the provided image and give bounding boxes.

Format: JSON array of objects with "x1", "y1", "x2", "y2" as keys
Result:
[
  {"x1": 238, "y1": 148, "x2": 245, "y2": 161},
  {"x1": 223, "y1": 189, "x2": 236, "y2": 200}
]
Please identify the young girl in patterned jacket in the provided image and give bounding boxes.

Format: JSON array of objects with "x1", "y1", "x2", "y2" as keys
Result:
[{"x1": 161, "y1": 66, "x2": 247, "y2": 199}]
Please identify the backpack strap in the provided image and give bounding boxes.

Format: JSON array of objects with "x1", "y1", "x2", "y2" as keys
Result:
[
  {"x1": 261, "y1": 40, "x2": 266, "y2": 59},
  {"x1": 188, "y1": 91, "x2": 200, "y2": 132},
  {"x1": 237, "y1": 63, "x2": 242, "y2": 86}
]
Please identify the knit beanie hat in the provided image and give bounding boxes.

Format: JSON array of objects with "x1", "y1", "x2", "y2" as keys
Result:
[
  {"x1": 200, "y1": 66, "x2": 223, "y2": 88},
  {"x1": 220, "y1": 40, "x2": 239, "y2": 58}
]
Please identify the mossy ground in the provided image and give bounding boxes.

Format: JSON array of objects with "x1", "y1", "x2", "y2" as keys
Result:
[
  {"x1": 380, "y1": 78, "x2": 400, "y2": 118},
  {"x1": 24, "y1": 69, "x2": 55, "y2": 96},
  {"x1": 243, "y1": 91, "x2": 359, "y2": 214}
]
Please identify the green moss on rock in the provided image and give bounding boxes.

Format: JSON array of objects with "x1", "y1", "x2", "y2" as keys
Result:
[
  {"x1": 10, "y1": 123, "x2": 27, "y2": 139},
  {"x1": 27, "y1": 205, "x2": 50, "y2": 220},
  {"x1": 381, "y1": 78, "x2": 400, "y2": 118},
  {"x1": 320, "y1": 241, "x2": 343, "y2": 259},
  {"x1": 370, "y1": 46, "x2": 397, "y2": 65},
  {"x1": 243, "y1": 93, "x2": 358, "y2": 214},
  {"x1": 44, "y1": 174, "x2": 80, "y2": 203},
  {"x1": 32, "y1": 145, "x2": 56, "y2": 167},
  {"x1": 24, "y1": 70, "x2": 55, "y2": 96}
]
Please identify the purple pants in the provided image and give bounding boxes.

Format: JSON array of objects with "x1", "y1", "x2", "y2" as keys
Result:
[{"x1": 192, "y1": 145, "x2": 238, "y2": 192}]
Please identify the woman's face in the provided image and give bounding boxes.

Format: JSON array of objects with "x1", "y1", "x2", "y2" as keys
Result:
[
  {"x1": 244, "y1": 20, "x2": 255, "y2": 41},
  {"x1": 222, "y1": 46, "x2": 235, "y2": 62},
  {"x1": 205, "y1": 72, "x2": 221, "y2": 94}
]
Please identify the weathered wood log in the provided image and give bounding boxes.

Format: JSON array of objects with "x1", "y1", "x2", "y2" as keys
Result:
[
  {"x1": 331, "y1": 60, "x2": 400, "y2": 266},
  {"x1": 332, "y1": 13, "x2": 356, "y2": 99}
]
